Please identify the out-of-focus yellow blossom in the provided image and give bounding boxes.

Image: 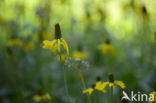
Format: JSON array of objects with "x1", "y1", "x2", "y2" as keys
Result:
[
  {"x1": 83, "y1": 80, "x2": 107, "y2": 95},
  {"x1": 42, "y1": 31, "x2": 52, "y2": 40},
  {"x1": 98, "y1": 44, "x2": 114, "y2": 55},
  {"x1": 72, "y1": 51, "x2": 88, "y2": 59},
  {"x1": 149, "y1": 92, "x2": 156, "y2": 103},
  {"x1": 123, "y1": 1, "x2": 149, "y2": 20},
  {"x1": 137, "y1": 5, "x2": 149, "y2": 20},
  {"x1": 83, "y1": 88, "x2": 94, "y2": 95},
  {"x1": 103, "y1": 73, "x2": 125, "y2": 89},
  {"x1": 24, "y1": 41, "x2": 35, "y2": 52},
  {"x1": 7, "y1": 39, "x2": 23, "y2": 47},
  {"x1": 33, "y1": 93, "x2": 51, "y2": 102},
  {"x1": 42, "y1": 24, "x2": 69, "y2": 55}
]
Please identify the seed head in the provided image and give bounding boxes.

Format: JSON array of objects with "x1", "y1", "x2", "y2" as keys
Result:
[
  {"x1": 55, "y1": 23, "x2": 62, "y2": 39},
  {"x1": 108, "y1": 73, "x2": 114, "y2": 83}
]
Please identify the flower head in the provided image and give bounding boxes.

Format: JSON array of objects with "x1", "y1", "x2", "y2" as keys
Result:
[
  {"x1": 83, "y1": 77, "x2": 107, "y2": 95},
  {"x1": 33, "y1": 93, "x2": 51, "y2": 102},
  {"x1": 42, "y1": 23, "x2": 69, "y2": 56},
  {"x1": 72, "y1": 45, "x2": 88, "y2": 59},
  {"x1": 98, "y1": 39, "x2": 114, "y2": 55},
  {"x1": 103, "y1": 73, "x2": 125, "y2": 89}
]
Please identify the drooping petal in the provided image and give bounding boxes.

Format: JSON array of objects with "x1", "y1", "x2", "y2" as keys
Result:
[
  {"x1": 42, "y1": 40, "x2": 51, "y2": 48},
  {"x1": 101, "y1": 81, "x2": 109, "y2": 88},
  {"x1": 95, "y1": 81, "x2": 107, "y2": 93},
  {"x1": 82, "y1": 88, "x2": 94, "y2": 95},
  {"x1": 50, "y1": 40, "x2": 57, "y2": 54},
  {"x1": 57, "y1": 39, "x2": 61, "y2": 53},
  {"x1": 61, "y1": 38, "x2": 69, "y2": 55},
  {"x1": 114, "y1": 81, "x2": 125, "y2": 89}
]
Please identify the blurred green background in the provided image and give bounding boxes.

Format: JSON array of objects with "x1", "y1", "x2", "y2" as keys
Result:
[{"x1": 0, "y1": 0, "x2": 156, "y2": 103}]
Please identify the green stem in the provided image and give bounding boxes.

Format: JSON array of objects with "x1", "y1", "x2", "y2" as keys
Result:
[
  {"x1": 60, "y1": 55, "x2": 70, "y2": 103},
  {"x1": 78, "y1": 68, "x2": 92, "y2": 103},
  {"x1": 110, "y1": 87, "x2": 113, "y2": 103}
]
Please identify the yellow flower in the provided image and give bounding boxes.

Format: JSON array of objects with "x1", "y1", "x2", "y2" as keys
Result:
[
  {"x1": 33, "y1": 93, "x2": 51, "y2": 102},
  {"x1": 42, "y1": 31, "x2": 52, "y2": 40},
  {"x1": 94, "y1": 81, "x2": 107, "y2": 93},
  {"x1": 72, "y1": 51, "x2": 88, "y2": 59},
  {"x1": 42, "y1": 24, "x2": 69, "y2": 55},
  {"x1": 7, "y1": 39, "x2": 23, "y2": 47},
  {"x1": 83, "y1": 88, "x2": 94, "y2": 95},
  {"x1": 41, "y1": 93, "x2": 51, "y2": 100},
  {"x1": 24, "y1": 41, "x2": 35, "y2": 52},
  {"x1": 83, "y1": 80, "x2": 107, "y2": 95},
  {"x1": 98, "y1": 44, "x2": 114, "y2": 55},
  {"x1": 149, "y1": 92, "x2": 156, "y2": 103},
  {"x1": 103, "y1": 73, "x2": 125, "y2": 89}
]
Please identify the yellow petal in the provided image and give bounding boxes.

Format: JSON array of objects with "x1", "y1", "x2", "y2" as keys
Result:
[
  {"x1": 82, "y1": 88, "x2": 94, "y2": 95},
  {"x1": 42, "y1": 93, "x2": 51, "y2": 100},
  {"x1": 61, "y1": 38, "x2": 69, "y2": 55},
  {"x1": 42, "y1": 40, "x2": 51, "y2": 48},
  {"x1": 57, "y1": 39, "x2": 61, "y2": 53},
  {"x1": 33, "y1": 95, "x2": 41, "y2": 102},
  {"x1": 114, "y1": 81, "x2": 125, "y2": 89},
  {"x1": 50, "y1": 40, "x2": 57, "y2": 54},
  {"x1": 72, "y1": 51, "x2": 88, "y2": 59},
  {"x1": 101, "y1": 81, "x2": 109, "y2": 88}
]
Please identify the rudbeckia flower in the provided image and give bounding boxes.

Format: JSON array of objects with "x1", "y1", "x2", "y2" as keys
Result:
[
  {"x1": 103, "y1": 73, "x2": 125, "y2": 89},
  {"x1": 83, "y1": 77, "x2": 107, "y2": 95},
  {"x1": 42, "y1": 31, "x2": 52, "y2": 40},
  {"x1": 72, "y1": 45, "x2": 88, "y2": 59},
  {"x1": 72, "y1": 51, "x2": 88, "y2": 59},
  {"x1": 98, "y1": 39, "x2": 114, "y2": 55},
  {"x1": 33, "y1": 93, "x2": 51, "y2": 102},
  {"x1": 42, "y1": 23, "x2": 69, "y2": 55}
]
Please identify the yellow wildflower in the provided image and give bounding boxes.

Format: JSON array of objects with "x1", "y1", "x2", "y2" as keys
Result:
[
  {"x1": 98, "y1": 39, "x2": 114, "y2": 55},
  {"x1": 72, "y1": 51, "x2": 88, "y2": 59},
  {"x1": 33, "y1": 95, "x2": 41, "y2": 102},
  {"x1": 41, "y1": 93, "x2": 51, "y2": 100},
  {"x1": 33, "y1": 93, "x2": 51, "y2": 102},
  {"x1": 7, "y1": 39, "x2": 23, "y2": 47},
  {"x1": 83, "y1": 77, "x2": 107, "y2": 95},
  {"x1": 103, "y1": 73, "x2": 125, "y2": 89},
  {"x1": 24, "y1": 41, "x2": 35, "y2": 52},
  {"x1": 72, "y1": 44, "x2": 88, "y2": 59},
  {"x1": 42, "y1": 23, "x2": 69, "y2": 55},
  {"x1": 42, "y1": 31, "x2": 52, "y2": 40},
  {"x1": 82, "y1": 88, "x2": 94, "y2": 95}
]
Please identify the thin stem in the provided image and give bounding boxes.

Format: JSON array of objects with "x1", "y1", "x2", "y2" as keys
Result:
[
  {"x1": 110, "y1": 87, "x2": 113, "y2": 103},
  {"x1": 60, "y1": 55, "x2": 70, "y2": 103},
  {"x1": 78, "y1": 68, "x2": 92, "y2": 103}
]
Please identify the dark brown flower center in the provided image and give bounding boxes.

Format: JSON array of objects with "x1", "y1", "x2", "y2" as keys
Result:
[
  {"x1": 109, "y1": 73, "x2": 114, "y2": 83},
  {"x1": 55, "y1": 23, "x2": 62, "y2": 39}
]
